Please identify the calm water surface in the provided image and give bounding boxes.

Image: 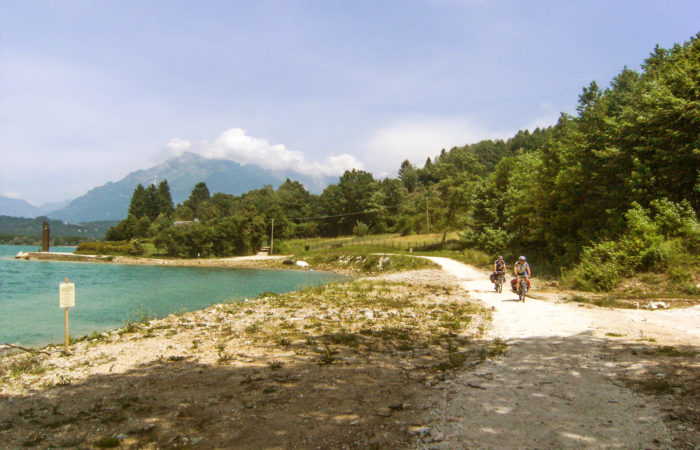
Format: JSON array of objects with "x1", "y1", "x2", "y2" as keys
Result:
[{"x1": 0, "y1": 245, "x2": 345, "y2": 347}]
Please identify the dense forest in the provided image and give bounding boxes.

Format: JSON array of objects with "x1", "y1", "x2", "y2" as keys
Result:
[{"x1": 101, "y1": 35, "x2": 699, "y2": 292}]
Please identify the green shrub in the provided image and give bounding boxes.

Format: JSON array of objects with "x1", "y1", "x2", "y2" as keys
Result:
[
  {"x1": 397, "y1": 216, "x2": 416, "y2": 236},
  {"x1": 75, "y1": 240, "x2": 144, "y2": 256},
  {"x1": 669, "y1": 267, "x2": 691, "y2": 284},
  {"x1": 353, "y1": 221, "x2": 369, "y2": 237},
  {"x1": 565, "y1": 200, "x2": 699, "y2": 292}
]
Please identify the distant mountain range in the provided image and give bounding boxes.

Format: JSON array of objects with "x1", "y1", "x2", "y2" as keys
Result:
[
  {"x1": 0, "y1": 153, "x2": 335, "y2": 224},
  {"x1": 0, "y1": 197, "x2": 70, "y2": 219}
]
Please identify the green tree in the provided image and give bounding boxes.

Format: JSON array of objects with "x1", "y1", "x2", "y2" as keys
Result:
[
  {"x1": 183, "y1": 182, "x2": 211, "y2": 219},
  {"x1": 319, "y1": 170, "x2": 378, "y2": 236},
  {"x1": 155, "y1": 180, "x2": 175, "y2": 217},
  {"x1": 144, "y1": 184, "x2": 159, "y2": 220},
  {"x1": 128, "y1": 184, "x2": 148, "y2": 218},
  {"x1": 398, "y1": 160, "x2": 418, "y2": 193}
]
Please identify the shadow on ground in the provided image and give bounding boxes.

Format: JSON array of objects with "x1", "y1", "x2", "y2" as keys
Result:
[
  {"x1": 420, "y1": 332, "x2": 699, "y2": 449},
  {"x1": 1, "y1": 333, "x2": 697, "y2": 449},
  {"x1": 1, "y1": 353, "x2": 431, "y2": 448}
]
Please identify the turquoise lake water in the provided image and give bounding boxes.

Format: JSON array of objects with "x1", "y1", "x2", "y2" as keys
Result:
[{"x1": 0, "y1": 245, "x2": 345, "y2": 347}]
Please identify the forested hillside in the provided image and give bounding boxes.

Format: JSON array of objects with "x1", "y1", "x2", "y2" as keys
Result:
[
  {"x1": 0, "y1": 216, "x2": 116, "y2": 245},
  {"x1": 101, "y1": 35, "x2": 699, "y2": 292}
]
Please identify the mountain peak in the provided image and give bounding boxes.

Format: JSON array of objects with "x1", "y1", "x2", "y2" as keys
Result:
[
  {"x1": 42, "y1": 154, "x2": 336, "y2": 222},
  {"x1": 170, "y1": 151, "x2": 206, "y2": 164}
]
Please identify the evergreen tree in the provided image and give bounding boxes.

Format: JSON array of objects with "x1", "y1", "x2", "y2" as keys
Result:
[
  {"x1": 398, "y1": 160, "x2": 418, "y2": 193},
  {"x1": 184, "y1": 182, "x2": 211, "y2": 218},
  {"x1": 155, "y1": 180, "x2": 174, "y2": 217},
  {"x1": 144, "y1": 184, "x2": 158, "y2": 220},
  {"x1": 128, "y1": 184, "x2": 148, "y2": 218}
]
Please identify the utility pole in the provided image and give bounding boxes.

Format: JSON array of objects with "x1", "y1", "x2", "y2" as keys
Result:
[
  {"x1": 270, "y1": 219, "x2": 274, "y2": 255},
  {"x1": 426, "y1": 197, "x2": 430, "y2": 235}
]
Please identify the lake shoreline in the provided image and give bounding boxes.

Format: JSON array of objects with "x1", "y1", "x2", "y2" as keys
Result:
[
  {"x1": 17, "y1": 251, "x2": 365, "y2": 275},
  {"x1": 0, "y1": 267, "x2": 490, "y2": 448},
  {"x1": 2, "y1": 245, "x2": 349, "y2": 348}
]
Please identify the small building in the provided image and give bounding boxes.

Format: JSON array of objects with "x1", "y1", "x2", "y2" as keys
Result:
[{"x1": 173, "y1": 218, "x2": 200, "y2": 227}]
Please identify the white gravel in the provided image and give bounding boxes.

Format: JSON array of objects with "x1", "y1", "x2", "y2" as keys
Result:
[{"x1": 417, "y1": 256, "x2": 699, "y2": 449}]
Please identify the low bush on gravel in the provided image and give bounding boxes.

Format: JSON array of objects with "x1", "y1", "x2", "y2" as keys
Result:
[{"x1": 0, "y1": 353, "x2": 45, "y2": 379}]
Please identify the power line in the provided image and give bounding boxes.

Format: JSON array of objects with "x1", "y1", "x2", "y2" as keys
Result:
[{"x1": 288, "y1": 209, "x2": 379, "y2": 222}]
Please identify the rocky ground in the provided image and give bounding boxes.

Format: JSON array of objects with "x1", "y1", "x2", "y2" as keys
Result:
[{"x1": 1, "y1": 257, "x2": 698, "y2": 449}]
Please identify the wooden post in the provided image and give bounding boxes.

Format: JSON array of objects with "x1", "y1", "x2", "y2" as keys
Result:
[
  {"x1": 270, "y1": 219, "x2": 274, "y2": 255},
  {"x1": 426, "y1": 198, "x2": 430, "y2": 235},
  {"x1": 42, "y1": 221, "x2": 50, "y2": 252},
  {"x1": 65, "y1": 307, "x2": 70, "y2": 353}
]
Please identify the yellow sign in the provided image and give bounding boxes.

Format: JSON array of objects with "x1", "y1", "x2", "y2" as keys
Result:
[{"x1": 59, "y1": 282, "x2": 75, "y2": 308}]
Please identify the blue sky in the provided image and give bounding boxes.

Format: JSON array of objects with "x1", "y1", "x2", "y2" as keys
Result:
[{"x1": 1, "y1": 0, "x2": 699, "y2": 205}]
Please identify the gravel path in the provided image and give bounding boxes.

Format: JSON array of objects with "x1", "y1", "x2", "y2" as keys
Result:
[{"x1": 418, "y1": 256, "x2": 699, "y2": 449}]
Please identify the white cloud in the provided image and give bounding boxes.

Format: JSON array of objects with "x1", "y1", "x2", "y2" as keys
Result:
[
  {"x1": 3, "y1": 191, "x2": 22, "y2": 199},
  {"x1": 363, "y1": 117, "x2": 508, "y2": 175},
  {"x1": 165, "y1": 138, "x2": 193, "y2": 155},
  {"x1": 181, "y1": 127, "x2": 363, "y2": 177}
]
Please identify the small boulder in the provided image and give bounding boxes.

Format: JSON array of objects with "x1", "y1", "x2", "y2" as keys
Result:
[{"x1": 646, "y1": 301, "x2": 668, "y2": 309}]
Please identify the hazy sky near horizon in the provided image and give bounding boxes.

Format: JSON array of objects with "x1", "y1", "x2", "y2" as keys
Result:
[{"x1": 1, "y1": 1, "x2": 698, "y2": 205}]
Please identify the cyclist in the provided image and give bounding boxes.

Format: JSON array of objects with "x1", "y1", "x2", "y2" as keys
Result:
[
  {"x1": 512, "y1": 256, "x2": 531, "y2": 292},
  {"x1": 490, "y1": 255, "x2": 507, "y2": 289}
]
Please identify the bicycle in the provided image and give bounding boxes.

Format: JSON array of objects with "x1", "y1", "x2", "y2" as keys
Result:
[{"x1": 495, "y1": 273, "x2": 505, "y2": 293}]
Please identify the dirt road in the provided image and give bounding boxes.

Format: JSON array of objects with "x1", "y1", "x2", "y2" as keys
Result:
[{"x1": 418, "y1": 257, "x2": 699, "y2": 449}]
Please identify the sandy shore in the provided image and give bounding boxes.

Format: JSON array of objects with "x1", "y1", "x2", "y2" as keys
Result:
[
  {"x1": 110, "y1": 253, "x2": 299, "y2": 270},
  {"x1": 20, "y1": 251, "x2": 295, "y2": 268}
]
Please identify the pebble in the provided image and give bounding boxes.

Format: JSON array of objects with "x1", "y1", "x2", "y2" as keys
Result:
[
  {"x1": 430, "y1": 431, "x2": 445, "y2": 442},
  {"x1": 410, "y1": 426, "x2": 431, "y2": 436}
]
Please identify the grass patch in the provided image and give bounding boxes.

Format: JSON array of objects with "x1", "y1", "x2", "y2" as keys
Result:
[
  {"x1": 566, "y1": 294, "x2": 639, "y2": 309},
  {"x1": 324, "y1": 331, "x2": 361, "y2": 347},
  {"x1": 93, "y1": 436, "x2": 121, "y2": 448},
  {"x1": 605, "y1": 332, "x2": 625, "y2": 337},
  {"x1": 217, "y1": 352, "x2": 235, "y2": 365},
  {"x1": 244, "y1": 322, "x2": 262, "y2": 335},
  {"x1": 644, "y1": 346, "x2": 696, "y2": 357},
  {"x1": 268, "y1": 360, "x2": 284, "y2": 370},
  {"x1": 636, "y1": 378, "x2": 675, "y2": 395},
  {"x1": 300, "y1": 248, "x2": 438, "y2": 274},
  {"x1": 482, "y1": 338, "x2": 508, "y2": 359},
  {"x1": 317, "y1": 345, "x2": 338, "y2": 365},
  {"x1": 434, "y1": 356, "x2": 461, "y2": 372},
  {"x1": 414, "y1": 248, "x2": 491, "y2": 268},
  {"x1": 2, "y1": 354, "x2": 45, "y2": 378}
]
